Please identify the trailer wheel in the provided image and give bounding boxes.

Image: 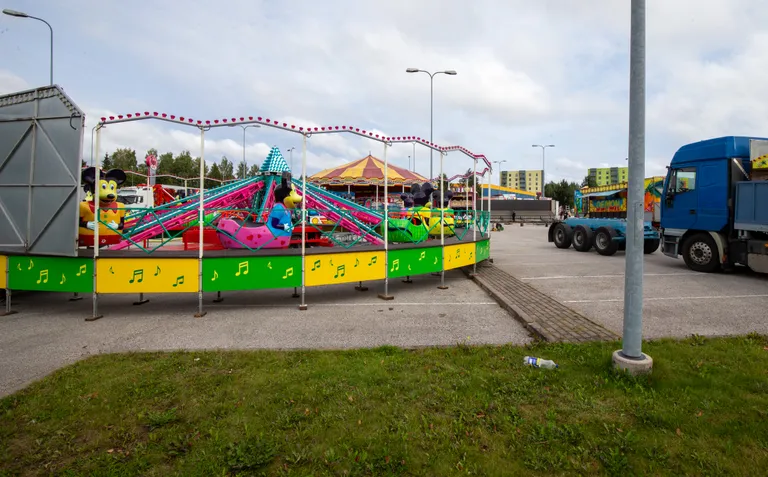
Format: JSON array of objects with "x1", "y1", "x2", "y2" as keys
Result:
[
  {"x1": 643, "y1": 238, "x2": 660, "y2": 254},
  {"x1": 682, "y1": 233, "x2": 720, "y2": 272},
  {"x1": 593, "y1": 226, "x2": 619, "y2": 256},
  {"x1": 552, "y1": 223, "x2": 573, "y2": 249},
  {"x1": 572, "y1": 225, "x2": 594, "y2": 252}
]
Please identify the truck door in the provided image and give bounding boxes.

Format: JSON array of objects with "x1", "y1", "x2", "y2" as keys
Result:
[{"x1": 661, "y1": 166, "x2": 698, "y2": 230}]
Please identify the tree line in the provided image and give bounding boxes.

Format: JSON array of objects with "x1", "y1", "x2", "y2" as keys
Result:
[{"x1": 86, "y1": 148, "x2": 261, "y2": 189}]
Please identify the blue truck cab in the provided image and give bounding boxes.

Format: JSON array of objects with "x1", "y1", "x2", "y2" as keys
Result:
[{"x1": 661, "y1": 136, "x2": 768, "y2": 274}]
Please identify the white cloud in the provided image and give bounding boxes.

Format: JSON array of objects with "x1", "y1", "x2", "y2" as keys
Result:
[{"x1": 2, "y1": 0, "x2": 768, "y2": 187}]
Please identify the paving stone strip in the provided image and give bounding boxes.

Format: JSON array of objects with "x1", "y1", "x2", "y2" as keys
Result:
[{"x1": 465, "y1": 262, "x2": 619, "y2": 342}]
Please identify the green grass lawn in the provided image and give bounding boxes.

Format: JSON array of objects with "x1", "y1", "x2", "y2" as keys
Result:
[{"x1": 2, "y1": 335, "x2": 768, "y2": 476}]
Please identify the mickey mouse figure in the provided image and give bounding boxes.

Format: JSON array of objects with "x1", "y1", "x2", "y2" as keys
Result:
[
  {"x1": 78, "y1": 167, "x2": 127, "y2": 247},
  {"x1": 267, "y1": 171, "x2": 302, "y2": 237}
]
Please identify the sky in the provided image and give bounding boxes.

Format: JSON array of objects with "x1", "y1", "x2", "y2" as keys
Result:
[{"x1": 3, "y1": 0, "x2": 768, "y2": 185}]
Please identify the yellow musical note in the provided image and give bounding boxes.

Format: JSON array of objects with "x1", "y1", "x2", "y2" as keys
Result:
[
  {"x1": 408, "y1": 264, "x2": 412, "y2": 271},
  {"x1": 390, "y1": 259, "x2": 400, "y2": 272},
  {"x1": 418, "y1": 251, "x2": 426, "y2": 261},
  {"x1": 60, "y1": 273, "x2": 66, "y2": 285},
  {"x1": 129, "y1": 269, "x2": 144, "y2": 284},
  {"x1": 334, "y1": 264, "x2": 346, "y2": 278},
  {"x1": 211, "y1": 270, "x2": 219, "y2": 281},
  {"x1": 36, "y1": 269, "x2": 49, "y2": 284},
  {"x1": 433, "y1": 257, "x2": 438, "y2": 265},
  {"x1": 368, "y1": 256, "x2": 377, "y2": 266},
  {"x1": 27, "y1": 259, "x2": 34, "y2": 270},
  {"x1": 76, "y1": 264, "x2": 87, "y2": 276},
  {"x1": 154, "y1": 266, "x2": 161, "y2": 276},
  {"x1": 172, "y1": 276, "x2": 185, "y2": 287},
  {"x1": 235, "y1": 261, "x2": 249, "y2": 276},
  {"x1": 282, "y1": 267, "x2": 294, "y2": 279},
  {"x1": 267, "y1": 261, "x2": 272, "y2": 270},
  {"x1": 311, "y1": 259, "x2": 321, "y2": 271},
  {"x1": 16, "y1": 263, "x2": 21, "y2": 271}
]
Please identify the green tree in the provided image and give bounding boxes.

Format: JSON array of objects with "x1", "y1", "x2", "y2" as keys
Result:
[
  {"x1": 582, "y1": 175, "x2": 597, "y2": 188},
  {"x1": 248, "y1": 163, "x2": 260, "y2": 177},
  {"x1": 110, "y1": 148, "x2": 138, "y2": 172},
  {"x1": 101, "y1": 153, "x2": 113, "y2": 170},
  {"x1": 207, "y1": 162, "x2": 223, "y2": 189},
  {"x1": 544, "y1": 180, "x2": 582, "y2": 207},
  {"x1": 156, "y1": 151, "x2": 176, "y2": 184},
  {"x1": 219, "y1": 156, "x2": 235, "y2": 180},
  {"x1": 236, "y1": 160, "x2": 249, "y2": 179}
]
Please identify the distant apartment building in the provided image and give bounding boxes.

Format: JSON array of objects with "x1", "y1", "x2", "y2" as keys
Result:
[
  {"x1": 499, "y1": 169, "x2": 544, "y2": 194},
  {"x1": 587, "y1": 167, "x2": 628, "y2": 186}
]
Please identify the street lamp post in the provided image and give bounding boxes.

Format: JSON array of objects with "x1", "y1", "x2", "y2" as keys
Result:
[
  {"x1": 532, "y1": 144, "x2": 555, "y2": 199},
  {"x1": 412, "y1": 141, "x2": 416, "y2": 173},
  {"x1": 492, "y1": 160, "x2": 507, "y2": 187},
  {"x1": 3, "y1": 9, "x2": 53, "y2": 85},
  {"x1": 286, "y1": 147, "x2": 296, "y2": 172},
  {"x1": 228, "y1": 124, "x2": 261, "y2": 165},
  {"x1": 405, "y1": 68, "x2": 457, "y2": 180}
]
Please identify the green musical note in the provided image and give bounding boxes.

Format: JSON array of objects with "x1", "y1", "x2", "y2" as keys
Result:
[
  {"x1": 235, "y1": 261, "x2": 249, "y2": 276},
  {"x1": 311, "y1": 259, "x2": 321, "y2": 271},
  {"x1": 390, "y1": 259, "x2": 400, "y2": 272},
  {"x1": 129, "y1": 269, "x2": 144, "y2": 283},
  {"x1": 76, "y1": 264, "x2": 87, "y2": 276},
  {"x1": 354, "y1": 258, "x2": 360, "y2": 267},
  {"x1": 109, "y1": 266, "x2": 115, "y2": 274},
  {"x1": 282, "y1": 267, "x2": 294, "y2": 279},
  {"x1": 154, "y1": 266, "x2": 161, "y2": 276},
  {"x1": 172, "y1": 276, "x2": 185, "y2": 287},
  {"x1": 36, "y1": 269, "x2": 49, "y2": 284},
  {"x1": 330, "y1": 259, "x2": 334, "y2": 267},
  {"x1": 368, "y1": 256, "x2": 377, "y2": 266},
  {"x1": 211, "y1": 270, "x2": 219, "y2": 281},
  {"x1": 334, "y1": 264, "x2": 346, "y2": 278},
  {"x1": 418, "y1": 251, "x2": 426, "y2": 261},
  {"x1": 456, "y1": 249, "x2": 461, "y2": 258}
]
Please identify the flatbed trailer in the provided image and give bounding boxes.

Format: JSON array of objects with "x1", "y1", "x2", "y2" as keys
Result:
[{"x1": 548, "y1": 217, "x2": 661, "y2": 256}]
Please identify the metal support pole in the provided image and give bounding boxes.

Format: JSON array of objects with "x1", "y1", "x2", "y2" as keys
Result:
[
  {"x1": 69, "y1": 292, "x2": 82, "y2": 302},
  {"x1": 213, "y1": 291, "x2": 223, "y2": 303},
  {"x1": 438, "y1": 150, "x2": 448, "y2": 290},
  {"x1": 488, "y1": 166, "x2": 493, "y2": 233},
  {"x1": 194, "y1": 128, "x2": 207, "y2": 318},
  {"x1": 86, "y1": 125, "x2": 103, "y2": 321},
  {"x1": 614, "y1": 0, "x2": 652, "y2": 374},
  {"x1": 429, "y1": 76, "x2": 434, "y2": 181},
  {"x1": 412, "y1": 142, "x2": 416, "y2": 173},
  {"x1": 133, "y1": 292, "x2": 149, "y2": 306},
  {"x1": 379, "y1": 142, "x2": 393, "y2": 300},
  {"x1": 472, "y1": 157, "x2": 478, "y2": 276},
  {"x1": 2, "y1": 257, "x2": 15, "y2": 316},
  {"x1": 299, "y1": 134, "x2": 308, "y2": 310}
]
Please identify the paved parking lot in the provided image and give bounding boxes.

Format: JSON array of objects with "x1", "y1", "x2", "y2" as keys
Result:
[
  {"x1": 490, "y1": 224, "x2": 768, "y2": 339},
  {"x1": 0, "y1": 269, "x2": 531, "y2": 397}
]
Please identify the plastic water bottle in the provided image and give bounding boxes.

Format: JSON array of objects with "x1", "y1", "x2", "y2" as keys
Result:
[{"x1": 524, "y1": 356, "x2": 558, "y2": 369}]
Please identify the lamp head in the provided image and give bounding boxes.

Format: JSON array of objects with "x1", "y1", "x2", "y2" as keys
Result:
[
  {"x1": 3, "y1": 9, "x2": 29, "y2": 17},
  {"x1": 444, "y1": 70, "x2": 458, "y2": 75},
  {"x1": 405, "y1": 68, "x2": 419, "y2": 73}
]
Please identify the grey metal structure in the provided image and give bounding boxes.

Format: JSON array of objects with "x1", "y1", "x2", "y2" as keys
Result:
[{"x1": 0, "y1": 85, "x2": 84, "y2": 256}]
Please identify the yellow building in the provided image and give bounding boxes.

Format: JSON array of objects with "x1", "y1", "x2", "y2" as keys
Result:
[
  {"x1": 587, "y1": 167, "x2": 628, "y2": 186},
  {"x1": 499, "y1": 169, "x2": 543, "y2": 194}
]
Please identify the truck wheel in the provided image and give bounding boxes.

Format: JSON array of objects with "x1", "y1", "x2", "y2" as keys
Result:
[
  {"x1": 593, "y1": 226, "x2": 619, "y2": 256},
  {"x1": 682, "y1": 233, "x2": 720, "y2": 272},
  {"x1": 643, "y1": 238, "x2": 660, "y2": 254},
  {"x1": 552, "y1": 223, "x2": 573, "y2": 249},
  {"x1": 572, "y1": 225, "x2": 594, "y2": 252}
]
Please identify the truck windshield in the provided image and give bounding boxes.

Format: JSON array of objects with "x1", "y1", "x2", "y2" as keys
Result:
[{"x1": 118, "y1": 194, "x2": 140, "y2": 204}]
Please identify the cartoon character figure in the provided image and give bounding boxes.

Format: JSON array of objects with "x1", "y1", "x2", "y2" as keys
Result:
[
  {"x1": 78, "y1": 167, "x2": 127, "y2": 247},
  {"x1": 267, "y1": 172, "x2": 302, "y2": 237},
  {"x1": 401, "y1": 191, "x2": 415, "y2": 208}
]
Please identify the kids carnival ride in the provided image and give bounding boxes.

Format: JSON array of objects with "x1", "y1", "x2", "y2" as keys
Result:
[{"x1": 0, "y1": 85, "x2": 494, "y2": 320}]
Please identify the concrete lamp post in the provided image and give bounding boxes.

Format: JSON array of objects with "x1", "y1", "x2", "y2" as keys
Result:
[
  {"x1": 532, "y1": 144, "x2": 554, "y2": 199},
  {"x1": 405, "y1": 68, "x2": 457, "y2": 180},
  {"x1": 3, "y1": 9, "x2": 53, "y2": 85}
]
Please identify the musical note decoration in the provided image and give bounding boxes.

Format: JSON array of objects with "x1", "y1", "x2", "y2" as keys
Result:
[
  {"x1": 16, "y1": 263, "x2": 21, "y2": 271},
  {"x1": 172, "y1": 276, "x2": 185, "y2": 287},
  {"x1": 408, "y1": 264, "x2": 412, "y2": 271},
  {"x1": 368, "y1": 256, "x2": 377, "y2": 266},
  {"x1": 354, "y1": 258, "x2": 360, "y2": 268},
  {"x1": 390, "y1": 259, "x2": 400, "y2": 272},
  {"x1": 235, "y1": 261, "x2": 249, "y2": 276},
  {"x1": 27, "y1": 259, "x2": 34, "y2": 270},
  {"x1": 311, "y1": 259, "x2": 321, "y2": 271},
  {"x1": 433, "y1": 257, "x2": 438, "y2": 265},
  {"x1": 282, "y1": 267, "x2": 294, "y2": 279},
  {"x1": 60, "y1": 273, "x2": 66, "y2": 285},
  {"x1": 418, "y1": 251, "x2": 426, "y2": 261},
  {"x1": 154, "y1": 266, "x2": 161, "y2": 276},
  {"x1": 334, "y1": 264, "x2": 346, "y2": 279},
  {"x1": 109, "y1": 266, "x2": 115, "y2": 275},
  {"x1": 76, "y1": 264, "x2": 87, "y2": 277},
  {"x1": 330, "y1": 259, "x2": 334, "y2": 267},
  {"x1": 36, "y1": 269, "x2": 49, "y2": 284},
  {"x1": 129, "y1": 269, "x2": 144, "y2": 284},
  {"x1": 211, "y1": 270, "x2": 219, "y2": 281},
  {"x1": 267, "y1": 261, "x2": 272, "y2": 270}
]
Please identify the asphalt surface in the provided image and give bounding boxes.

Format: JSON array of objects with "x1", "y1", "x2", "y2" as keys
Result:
[
  {"x1": 0, "y1": 268, "x2": 531, "y2": 397},
  {"x1": 490, "y1": 224, "x2": 768, "y2": 339}
]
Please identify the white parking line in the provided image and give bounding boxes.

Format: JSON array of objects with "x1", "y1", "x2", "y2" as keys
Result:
[
  {"x1": 213, "y1": 302, "x2": 500, "y2": 308},
  {"x1": 521, "y1": 272, "x2": 692, "y2": 280},
  {"x1": 563, "y1": 294, "x2": 768, "y2": 303}
]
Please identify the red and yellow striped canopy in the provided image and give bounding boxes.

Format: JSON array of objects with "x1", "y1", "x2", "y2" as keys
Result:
[{"x1": 310, "y1": 155, "x2": 428, "y2": 185}]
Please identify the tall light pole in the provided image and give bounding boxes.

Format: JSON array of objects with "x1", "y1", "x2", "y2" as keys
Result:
[
  {"x1": 412, "y1": 141, "x2": 417, "y2": 173},
  {"x1": 228, "y1": 124, "x2": 261, "y2": 165},
  {"x1": 492, "y1": 160, "x2": 507, "y2": 187},
  {"x1": 3, "y1": 9, "x2": 53, "y2": 85},
  {"x1": 532, "y1": 144, "x2": 555, "y2": 199},
  {"x1": 405, "y1": 68, "x2": 457, "y2": 180},
  {"x1": 286, "y1": 147, "x2": 296, "y2": 172}
]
